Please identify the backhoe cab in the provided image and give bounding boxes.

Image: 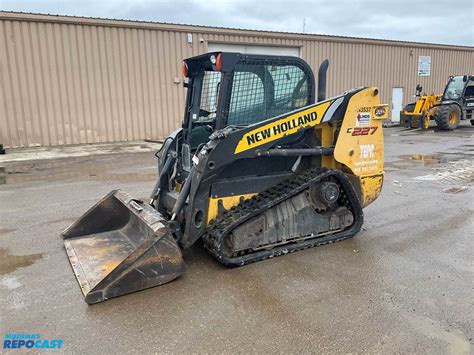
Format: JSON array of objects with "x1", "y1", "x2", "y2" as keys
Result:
[{"x1": 63, "y1": 52, "x2": 387, "y2": 304}]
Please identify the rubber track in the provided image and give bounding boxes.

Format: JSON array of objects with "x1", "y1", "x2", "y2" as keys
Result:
[{"x1": 203, "y1": 168, "x2": 364, "y2": 267}]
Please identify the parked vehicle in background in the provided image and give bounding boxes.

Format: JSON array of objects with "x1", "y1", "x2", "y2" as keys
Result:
[{"x1": 400, "y1": 75, "x2": 474, "y2": 130}]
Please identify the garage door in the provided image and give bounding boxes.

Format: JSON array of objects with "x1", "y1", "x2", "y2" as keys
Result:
[{"x1": 208, "y1": 43, "x2": 301, "y2": 57}]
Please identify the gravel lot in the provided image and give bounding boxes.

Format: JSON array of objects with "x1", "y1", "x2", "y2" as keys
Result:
[{"x1": 1, "y1": 123, "x2": 473, "y2": 353}]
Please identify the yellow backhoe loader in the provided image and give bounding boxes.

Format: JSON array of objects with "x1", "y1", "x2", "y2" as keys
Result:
[{"x1": 62, "y1": 52, "x2": 387, "y2": 304}]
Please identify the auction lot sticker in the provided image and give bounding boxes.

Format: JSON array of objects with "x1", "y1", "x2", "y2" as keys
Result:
[{"x1": 356, "y1": 107, "x2": 371, "y2": 126}]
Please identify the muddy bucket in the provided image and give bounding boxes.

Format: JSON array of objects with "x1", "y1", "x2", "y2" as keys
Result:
[{"x1": 62, "y1": 190, "x2": 185, "y2": 304}]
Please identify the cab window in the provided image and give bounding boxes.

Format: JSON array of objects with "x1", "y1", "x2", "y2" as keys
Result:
[
  {"x1": 227, "y1": 63, "x2": 309, "y2": 126},
  {"x1": 444, "y1": 76, "x2": 464, "y2": 100},
  {"x1": 190, "y1": 71, "x2": 222, "y2": 150}
]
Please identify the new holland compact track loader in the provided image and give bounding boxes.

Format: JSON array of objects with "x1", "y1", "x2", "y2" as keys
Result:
[{"x1": 62, "y1": 52, "x2": 388, "y2": 304}]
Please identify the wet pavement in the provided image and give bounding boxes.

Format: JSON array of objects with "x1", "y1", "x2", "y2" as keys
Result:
[{"x1": 1, "y1": 123, "x2": 473, "y2": 353}]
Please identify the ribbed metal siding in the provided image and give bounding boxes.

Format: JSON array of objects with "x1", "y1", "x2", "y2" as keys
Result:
[
  {"x1": 1, "y1": 13, "x2": 473, "y2": 147},
  {"x1": 308, "y1": 41, "x2": 474, "y2": 105},
  {"x1": 1, "y1": 21, "x2": 209, "y2": 147}
]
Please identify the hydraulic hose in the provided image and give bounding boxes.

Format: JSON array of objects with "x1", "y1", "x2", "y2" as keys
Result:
[
  {"x1": 149, "y1": 151, "x2": 177, "y2": 204},
  {"x1": 171, "y1": 169, "x2": 193, "y2": 220}
]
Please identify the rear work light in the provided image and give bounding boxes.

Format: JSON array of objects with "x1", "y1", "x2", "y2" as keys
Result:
[
  {"x1": 182, "y1": 62, "x2": 188, "y2": 77},
  {"x1": 211, "y1": 53, "x2": 222, "y2": 71}
]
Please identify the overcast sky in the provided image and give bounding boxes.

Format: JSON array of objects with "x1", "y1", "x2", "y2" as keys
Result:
[{"x1": 1, "y1": 0, "x2": 473, "y2": 46}]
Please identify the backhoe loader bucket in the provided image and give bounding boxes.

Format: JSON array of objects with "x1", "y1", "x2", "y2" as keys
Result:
[{"x1": 62, "y1": 190, "x2": 185, "y2": 304}]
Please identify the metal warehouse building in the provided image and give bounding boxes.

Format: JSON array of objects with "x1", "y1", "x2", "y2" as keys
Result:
[{"x1": 1, "y1": 12, "x2": 473, "y2": 148}]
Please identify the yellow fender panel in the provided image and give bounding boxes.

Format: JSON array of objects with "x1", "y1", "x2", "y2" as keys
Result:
[
  {"x1": 207, "y1": 194, "x2": 256, "y2": 223},
  {"x1": 334, "y1": 87, "x2": 386, "y2": 206},
  {"x1": 360, "y1": 174, "x2": 384, "y2": 206}
]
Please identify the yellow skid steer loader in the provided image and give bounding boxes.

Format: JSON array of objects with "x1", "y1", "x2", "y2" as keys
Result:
[{"x1": 62, "y1": 52, "x2": 387, "y2": 304}]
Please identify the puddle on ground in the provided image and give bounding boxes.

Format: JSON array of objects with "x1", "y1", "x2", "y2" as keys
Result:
[
  {"x1": 0, "y1": 248, "x2": 44, "y2": 275},
  {"x1": 443, "y1": 186, "x2": 469, "y2": 194},
  {"x1": 404, "y1": 313, "x2": 471, "y2": 355},
  {"x1": 409, "y1": 154, "x2": 442, "y2": 165},
  {"x1": 0, "y1": 228, "x2": 15, "y2": 236},
  {"x1": 413, "y1": 159, "x2": 474, "y2": 185},
  {"x1": 385, "y1": 149, "x2": 474, "y2": 187},
  {"x1": 1, "y1": 276, "x2": 22, "y2": 289},
  {"x1": 0, "y1": 154, "x2": 157, "y2": 185},
  {"x1": 386, "y1": 153, "x2": 460, "y2": 170},
  {"x1": 385, "y1": 149, "x2": 472, "y2": 171}
]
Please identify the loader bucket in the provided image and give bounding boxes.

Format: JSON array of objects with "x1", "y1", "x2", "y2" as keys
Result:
[{"x1": 62, "y1": 190, "x2": 185, "y2": 304}]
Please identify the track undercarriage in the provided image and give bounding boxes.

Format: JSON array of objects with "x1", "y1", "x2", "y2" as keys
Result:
[{"x1": 204, "y1": 169, "x2": 363, "y2": 266}]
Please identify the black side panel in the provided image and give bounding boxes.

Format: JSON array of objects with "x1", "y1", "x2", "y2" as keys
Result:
[
  {"x1": 211, "y1": 172, "x2": 294, "y2": 198},
  {"x1": 180, "y1": 156, "x2": 299, "y2": 248}
]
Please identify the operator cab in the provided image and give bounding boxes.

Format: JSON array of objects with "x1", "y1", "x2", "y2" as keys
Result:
[
  {"x1": 443, "y1": 75, "x2": 474, "y2": 100},
  {"x1": 443, "y1": 75, "x2": 466, "y2": 101},
  {"x1": 181, "y1": 52, "x2": 315, "y2": 165},
  {"x1": 442, "y1": 75, "x2": 474, "y2": 122}
]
